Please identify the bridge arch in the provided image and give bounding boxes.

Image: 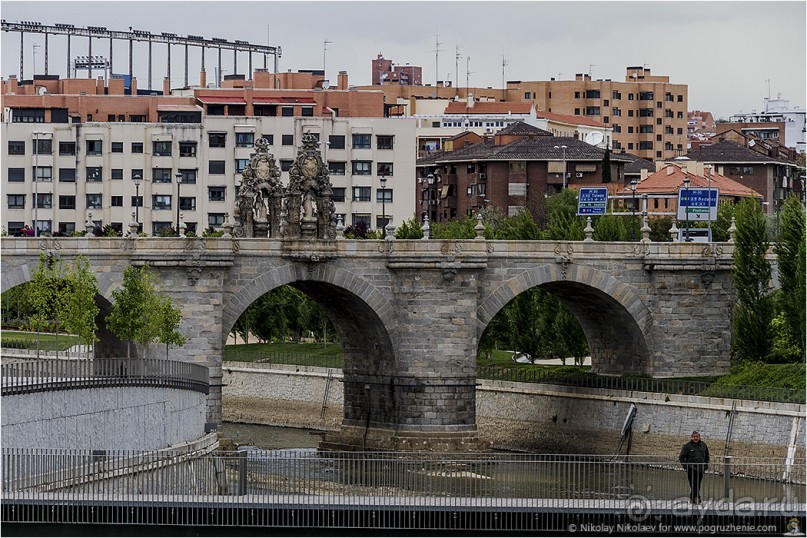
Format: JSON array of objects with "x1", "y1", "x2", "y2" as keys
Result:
[
  {"x1": 222, "y1": 262, "x2": 405, "y2": 438},
  {"x1": 477, "y1": 263, "x2": 654, "y2": 374}
]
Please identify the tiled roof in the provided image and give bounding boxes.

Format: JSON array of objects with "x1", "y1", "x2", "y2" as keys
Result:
[
  {"x1": 535, "y1": 109, "x2": 607, "y2": 128},
  {"x1": 628, "y1": 164, "x2": 762, "y2": 198},
  {"x1": 687, "y1": 140, "x2": 788, "y2": 164},
  {"x1": 496, "y1": 121, "x2": 553, "y2": 136},
  {"x1": 443, "y1": 101, "x2": 533, "y2": 115},
  {"x1": 434, "y1": 136, "x2": 633, "y2": 163},
  {"x1": 624, "y1": 157, "x2": 656, "y2": 175}
]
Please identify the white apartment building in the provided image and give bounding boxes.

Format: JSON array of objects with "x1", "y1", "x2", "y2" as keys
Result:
[
  {"x1": 2, "y1": 115, "x2": 417, "y2": 236},
  {"x1": 729, "y1": 97, "x2": 806, "y2": 154}
]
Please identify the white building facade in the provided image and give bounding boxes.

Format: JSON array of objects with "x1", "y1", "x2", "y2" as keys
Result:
[{"x1": 2, "y1": 115, "x2": 417, "y2": 236}]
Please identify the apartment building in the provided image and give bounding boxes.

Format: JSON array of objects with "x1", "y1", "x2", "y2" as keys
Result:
[
  {"x1": 1, "y1": 76, "x2": 415, "y2": 236},
  {"x1": 371, "y1": 54, "x2": 422, "y2": 86},
  {"x1": 727, "y1": 97, "x2": 806, "y2": 153},
  {"x1": 360, "y1": 66, "x2": 689, "y2": 162}
]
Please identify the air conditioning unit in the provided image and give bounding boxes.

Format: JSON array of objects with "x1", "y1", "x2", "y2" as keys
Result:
[
  {"x1": 576, "y1": 172, "x2": 584, "y2": 178},
  {"x1": 479, "y1": 173, "x2": 487, "y2": 180}
]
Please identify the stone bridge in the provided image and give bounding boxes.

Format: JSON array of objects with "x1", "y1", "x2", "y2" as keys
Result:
[{"x1": 1, "y1": 236, "x2": 737, "y2": 451}]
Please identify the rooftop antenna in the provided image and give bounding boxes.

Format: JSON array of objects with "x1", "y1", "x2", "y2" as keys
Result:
[
  {"x1": 588, "y1": 64, "x2": 596, "y2": 77},
  {"x1": 323, "y1": 39, "x2": 332, "y2": 80},
  {"x1": 466, "y1": 55, "x2": 474, "y2": 93},
  {"x1": 502, "y1": 54, "x2": 508, "y2": 91},
  {"x1": 765, "y1": 78, "x2": 771, "y2": 99},
  {"x1": 455, "y1": 44, "x2": 462, "y2": 89},
  {"x1": 430, "y1": 34, "x2": 443, "y2": 89}
]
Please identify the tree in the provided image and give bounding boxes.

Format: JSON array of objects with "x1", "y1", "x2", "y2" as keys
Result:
[
  {"x1": 731, "y1": 198, "x2": 775, "y2": 363},
  {"x1": 601, "y1": 147, "x2": 612, "y2": 183},
  {"x1": 545, "y1": 190, "x2": 584, "y2": 240},
  {"x1": 62, "y1": 256, "x2": 100, "y2": 359},
  {"x1": 394, "y1": 214, "x2": 424, "y2": 239},
  {"x1": 107, "y1": 264, "x2": 184, "y2": 359},
  {"x1": 592, "y1": 214, "x2": 628, "y2": 241},
  {"x1": 25, "y1": 254, "x2": 65, "y2": 358},
  {"x1": 773, "y1": 196, "x2": 806, "y2": 360},
  {"x1": 494, "y1": 208, "x2": 542, "y2": 240}
]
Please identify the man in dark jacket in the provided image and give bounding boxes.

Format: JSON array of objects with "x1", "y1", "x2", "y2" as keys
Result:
[{"x1": 679, "y1": 431, "x2": 710, "y2": 503}]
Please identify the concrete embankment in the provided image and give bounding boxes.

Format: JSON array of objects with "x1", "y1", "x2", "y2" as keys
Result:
[{"x1": 222, "y1": 361, "x2": 805, "y2": 462}]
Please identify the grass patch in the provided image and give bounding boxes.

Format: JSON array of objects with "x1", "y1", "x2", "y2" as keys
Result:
[
  {"x1": 709, "y1": 362, "x2": 805, "y2": 392},
  {"x1": 1, "y1": 330, "x2": 82, "y2": 351}
]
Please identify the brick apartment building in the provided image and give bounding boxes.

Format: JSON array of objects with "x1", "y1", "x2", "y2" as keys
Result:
[
  {"x1": 359, "y1": 65, "x2": 689, "y2": 162},
  {"x1": 371, "y1": 54, "x2": 422, "y2": 86}
]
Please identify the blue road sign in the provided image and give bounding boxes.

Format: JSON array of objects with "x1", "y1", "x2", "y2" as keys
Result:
[
  {"x1": 677, "y1": 188, "x2": 719, "y2": 221},
  {"x1": 577, "y1": 187, "x2": 609, "y2": 216}
]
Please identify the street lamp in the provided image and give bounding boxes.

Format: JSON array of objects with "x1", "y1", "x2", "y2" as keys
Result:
[
  {"x1": 683, "y1": 176, "x2": 691, "y2": 242},
  {"x1": 134, "y1": 173, "x2": 142, "y2": 232},
  {"x1": 554, "y1": 145, "x2": 568, "y2": 190},
  {"x1": 175, "y1": 172, "x2": 183, "y2": 236},
  {"x1": 33, "y1": 130, "x2": 46, "y2": 236},
  {"x1": 706, "y1": 164, "x2": 713, "y2": 242},
  {"x1": 630, "y1": 179, "x2": 638, "y2": 241},
  {"x1": 379, "y1": 176, "x2": 387, "y2": 237}
]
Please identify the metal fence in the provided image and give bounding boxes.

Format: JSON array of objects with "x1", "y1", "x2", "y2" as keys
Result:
[
  {"x1": 0, "y1": 358, "x2": 209, "y2": 396},
  {"x1": 222, "y1": 350, "x2": 805, "y2": 404},
  {"x1": 2, "y1": 449, "x2": 803, "y2": 529}
]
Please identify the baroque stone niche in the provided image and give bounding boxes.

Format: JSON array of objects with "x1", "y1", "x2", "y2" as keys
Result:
[
  {"x1": 284, "y1": 132, "x2": 337, "y2": 240},
  {"x1": 234, "y1": 138, "x2": 284, "y2": 238}
]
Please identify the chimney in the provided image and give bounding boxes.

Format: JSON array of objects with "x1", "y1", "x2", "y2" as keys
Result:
[
  {"x1": 96, "y1": 76, "x2": 105, "y2": 95},
  {"x1": 130, "y1": 77, "x2": 138, "y2": 94},
  {"x1": 666, "y1": 166, "x2": 674, "y2": 175},
  {"x1": 467, "y1": 92, "x2": 474, "y2": 109},
  {"x1": 338, "y1": 71, "x2": 348, "y2": 91},
  {"x1": 8, "y1": 75, "x2": 18, "y2": 93},
  {"x1": 163, "y1": 77, "x2": 170, "y2": 96},
  {"x1": 199, "y1": 69, "x2": 206, "y2": 88}
]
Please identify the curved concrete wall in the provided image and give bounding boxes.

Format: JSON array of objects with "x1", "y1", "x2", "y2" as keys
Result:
[{"x1": 2, "y1": 386, "x2": 208, "y2": 451}]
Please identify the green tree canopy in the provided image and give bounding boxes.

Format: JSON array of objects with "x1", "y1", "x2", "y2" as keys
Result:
[{"x1": 773, "y1": 196, "x2": 806, "y2": 360}]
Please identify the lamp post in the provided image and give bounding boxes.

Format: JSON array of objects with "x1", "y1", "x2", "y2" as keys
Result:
[
  {"x1": 33, "y1": 130, "x2": 47, "y2": 236},
  {"x1": 683, "y1": 176, "x2": 691, "y2": 242},
  {"x1": 175, "y1": 172, "x2": 182, "y2": 236},
  {"x1": 134, "y1": 173, "x2": 142, "y2": 232},
  {"x1": 554, "y1": 145, "x2": 568, "y2": 190},
  {"x1": 706, "y1": 164, "x2": 713, "y2": 242},
  {"x1": 379, "y1": 176, "x2": 387, "y2": 237},
  {"x1": 630, "y1": 179, "x2": 638, "y2": 241}
]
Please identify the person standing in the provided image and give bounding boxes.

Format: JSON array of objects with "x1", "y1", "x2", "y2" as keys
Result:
[{"x1": 679, "y1": 430, "x2": 710, "y2": 503}]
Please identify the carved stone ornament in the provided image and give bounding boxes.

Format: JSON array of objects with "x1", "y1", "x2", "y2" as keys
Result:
[
  {"x1": 235, "y1": 137, "x2": 284, "y2": 238},
  {"x1": 285, "y1": 132, "x2": 337, "y2": 240},
  {"x1": 187, "y1": 265, "x2": 203, "y2": 286}
]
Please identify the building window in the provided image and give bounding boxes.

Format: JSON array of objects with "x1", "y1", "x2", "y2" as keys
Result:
[
  {"x1": 209, "y1": 133, "x2": 226, "y2": 148},
  {"x1": 612, "y1": 91, "x2": 621, "y2": 100},
  {"x1": 524, "y1": 92, "x2": 531, "y2": 100},
  {"x1": 677, "y1": 95, "x2": 683, "y2": 102},
  {"x1": 352, "y1": 186, "x2": 371, "y2": 202},
  {"x1": 152, "y1": 168, "x2": 172, "y2": 183},
  {"x1": 262, "y1": 134, "x2": 274, "y2": 145},
  {"x1": 131, "y1": 142, "x2": 144, "y2": 153},
  {"x1": 639, "y1": 125, "x2": 654, "y2": 133},
  {"x1": 8, "y1": 141, "x2": 25, "y2": 155},
  {"x1": 329, "y1": 135, "x2": 345, "y2": 149},
  {"x1": 639, "y1": 141, "x2": 653, "y2": 150},
  {"x1": 208, "y1": 187, "x2": 226, "y2": 202},
  {"x1": 376, "y1": 188, "x2": 393, "y2": 203},
  {"x1": 153, "y1": 141, "x2": 172, "y2": 156},
  {"x1": 612, "y1": 124, "x2": 621, "y2": 133},
  {"x1": 574, "y1": 91, "x2": 580, "y2": 99},
  {"x1": 352, "y1": 161, "x2": 372, "y2": 175},
  {"x1": 35, "y1": 166, "x2": 53, "y2": 182},
  {"x1": 12, "y1": 109, "x2": 45, "y2": 123},
  {"x1": 208, "y1": 213, "x2": 226, "y2": 227},
  {"x1": 352, "y1": 134, "x2": 371, "y2": 149},
  {"x1": 59, "y1": 168, "x2": 76, "y2": 182},
  {"x1": 376, "y1": 135, "x2": 394, "y2": 150},
  {"x1": 7, "y1": 194, "x2": 25, "y2": 209},
  {"x1": 229, "y1": 158, "x2": 246, "y2": 173},
  {"x1": 638, "y1": 91, "x2": 654, "y2": 100},
  {"x1": 86, "y1": 194, "x2": 102, "y2": 209},
  {"x1": 328, "y1": 161, "x2": 346, "y2": 175},
  {"x1": 8, "y1": 168, "x2": 25, "y2": 182},
  {"x1": 677, "y1": 111, "x2": 684, "y2": 119},
  {"x1": 574, "y1": 108, "x2": 580, "y2": 115},
  {"x1": 59, "y1": 141, "x2": 76, "y2": 155},
  {"x1": 111, "y1": 142, "x2": 124, "y2": 153},
  {"x1": 153, "y1": 195, "x2": 172, "y2": 210},
  {"x1": 111, "y1": 169, "x2": 124, "y2": 180},
  {"x1": 628, "y1": 93, "x2": 634, "y2": 101},
  {"x1": 665, "y1": 142, "x2": 674, "y2": 151},
  {"x1": 33, "y1": 193, "x2": 52, "y2": 209},
  {"x1": 59, "y1": 195, "x2": 76, "y2": 210},
  {"x1": 209, "y1": 160, "x2": 226, "y2": 174},
  {"x1": 235, "y1": 132, "x2": 254, "y2": 147},
  {"x1": 180, "y1": 197, "x2": 196, "y2": 211},
  {"x1": 612, "y1": 107, "x2": 621, "y2": 117},
  {"x1": 280, "y1": 160, "x2": 293, "y2": 172},
  {"x1": 86, "y1": 140, "x2": 103, "y2": 155},
  {"x1": 585, "y1": 106, "x2": 600, "y2": 116},
  {"x1": 639, "y1": 109, "x2": 654, "y2": 117},
  {"x1": 281, "y1": 134, "x2": 294, "y2": 146},
  {"x1": 32, "y1": 139, "x2": 51, "y2": 154},
  {"x1": 281, "y1": 107, "x2": 293, "y2": 117},
  {"x1": 628, "y1": 126, "x2": 634, "y2": 134},
  {"x1": 351, "y1": 213, "x2": 371, "y2": 227},
  {"x1": 131, "y1": 168, "x2": 144, "y2": 181},
  {"x1": 301, "y1": 106, "x2": 314, "y2": 117},
  {"x1": 677, "y1": 128, "x2": 683, "y2": 135},
  {"x1": 665, "y1": 126, "x2": 674, "y2": 135},
  {"x1": 585, "y1": 89, "x2": 600, "y2": 99},
  {"x1": 178, "y1": 169, "x2": 197, "y2": 184},
  {"x1": 332, "y1": 187, "x2": 346, "y2": 202},
  {"x1": 111, "y1": 196, "x2": 124, "y2": 207},
  {"x1": 377, "y1": 162, "x2": 393, "y2": 176},
  {"x1": 131, "y1": 196, "x2": 143, "y2": 208},
  {"x1": 179, "y1": 141, "x2": 197, "y2": 157}
]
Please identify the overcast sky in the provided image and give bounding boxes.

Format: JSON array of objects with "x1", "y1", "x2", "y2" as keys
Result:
[{"x1": 2, "y1": 1, "x2": 804, "y2": 119}]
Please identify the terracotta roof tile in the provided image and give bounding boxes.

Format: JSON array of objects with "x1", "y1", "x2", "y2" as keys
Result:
[
  {"x1": 535, "y1": 109, "x2": 607, "y2": 128},
  {"x1": 628, "y1": 164, "x2": 763, "y2": 198}
]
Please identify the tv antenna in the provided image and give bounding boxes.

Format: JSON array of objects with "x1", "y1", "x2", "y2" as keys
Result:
[
  {"x1": 502, "y1": 55, "x2": 508, "y2": 90},
  {"x1": 455, "y1": 44, "x2": 462, "y2": 89},
  {"x1": 429, "y1": 35, "x2": 443, "y2": 88}
]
